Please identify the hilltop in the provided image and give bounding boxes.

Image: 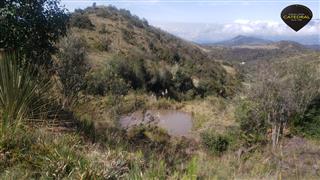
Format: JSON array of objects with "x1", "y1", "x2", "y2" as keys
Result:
[{"x1": 66, "y1": 5, "x2": 239, "y2": 98}]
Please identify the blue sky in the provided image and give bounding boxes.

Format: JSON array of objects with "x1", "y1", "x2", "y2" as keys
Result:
[{"x1": 61, "y1": 0, "x2": 320, "y2": 44}]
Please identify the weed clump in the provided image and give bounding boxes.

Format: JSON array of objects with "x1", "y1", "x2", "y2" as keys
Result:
[{"x1": 201, "y1": 131, "x2": 230, "y2": 155}]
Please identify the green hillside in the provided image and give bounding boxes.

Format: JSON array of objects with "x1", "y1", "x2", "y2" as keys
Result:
[{"x1": 66, "y1": 6, "x2": 239, "y2": 99}]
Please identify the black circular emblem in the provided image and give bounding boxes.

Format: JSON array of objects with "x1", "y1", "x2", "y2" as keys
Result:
[{"x1": 281, "y1": 4, "x2": 313, "y2": 32}]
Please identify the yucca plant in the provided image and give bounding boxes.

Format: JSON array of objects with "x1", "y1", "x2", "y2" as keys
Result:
[{"x1": 0, "y1": 52, "x2": 51, "y2": 137}]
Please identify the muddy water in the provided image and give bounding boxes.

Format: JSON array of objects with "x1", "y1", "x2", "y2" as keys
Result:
[{"x1": 119, "y1": 110, "x2": 193, "y2": 137}]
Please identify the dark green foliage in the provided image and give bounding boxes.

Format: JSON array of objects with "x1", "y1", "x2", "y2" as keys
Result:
[
  {"x1": 201, "y1": 131, "x2": 229, "y2": 155},
  {"x1": 110, "y1": 57, "x2": 146, "y2": 90},
  {"x1": 235, "y1": 100, "x2": 268, "y2": 146},
  {"x1": 293, "y1": 97, "x2": 320, "y2": 138},
  {"x1": 0, "y1": 0, "x2": 69, "y2": 68},
  {"x1": 86, "y1": 55, "x2": 230, "y2": 100},
  {"x1": 173, "y1": 69, "x2": 194, "y2": 92},
  {"x1": 57, "y1": 34, "x2": 90, "y2": 108},
  {"x1": 236, "y1": 100, "x2": 267, "y2": 136},
  {"x1": 86, "y1": 63, "x2": 130, "y2": 96},
  {"x1": 145, "y1": 64, "x2": 173, "y2": 95},
  {"x1": 70, "y1": 13, "x2": 94, "y2": 30},
  {"x1": 172, "y1": 52, "x2": 181, "y2": 63}
]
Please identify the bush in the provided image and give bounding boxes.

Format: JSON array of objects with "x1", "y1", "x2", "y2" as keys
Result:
[
  {"x1": 70, "y1": 13, "x2": 95, "y2": 30},
  {"x1": 293, "y1": 97, "x2": 320, "y2": 138},
  {"x1": 235, "y1": 98, "x2": 285, "y2": 146},
  {"x1": 57, "y1": 33, "x2": 90, "y2": 108},
  {"x1": 86, "y1": 62, "x2": 130, "y2": 96},
  {"x1": 111, "y1": 57, "x2": 147, "y2": 90},
  {"x1": 241, "y1": 61, "x2": 319, "y2": 147},
  {"x1": 235, "y1": 100, "x2": 268, "y2": 145},
  {"x1": 201, "y1": 131, "x2": 229, "y2": 155}
]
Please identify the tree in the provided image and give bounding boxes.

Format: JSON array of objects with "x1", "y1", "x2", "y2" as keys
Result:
[
  {"x1": 0, "y1": 0, "x2": 69, "y2": 68},
  {"x1": 243, "y1": 61, "x2": 319, "y2": 148},
  {"x1": 57, "y1": 33, "x2": 89, "y2": 109}
]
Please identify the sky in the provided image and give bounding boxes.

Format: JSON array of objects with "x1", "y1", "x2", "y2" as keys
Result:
[{"x1": 61, "y1": 0, "x2": 320, "y2": 44}]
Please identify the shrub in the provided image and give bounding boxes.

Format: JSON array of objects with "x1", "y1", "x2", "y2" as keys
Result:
[
  {"x1": 70, "y1": 13, "x2": 95, "y2": 30},
  {"x1": 241, "y1": 61, "x2": 319, "y2": 147},
  {"x1": 201, "y1": 131, "x2": 229, "y2": 155},
  {"x1": 293, "y1": 97, "x2": 320, "y2": 138},
  {"x1": 235, "y1": 100, "x2": 268, "y2": 145},
  {"x1": 86, "y1": 63, "x2": 130, "y2": 96},
  {"x1": 111, "y1": 57, "x2": 147, "y2": 90},
  {"x1": 57, "y1": 33, "x2": 90, "y2": 109}
]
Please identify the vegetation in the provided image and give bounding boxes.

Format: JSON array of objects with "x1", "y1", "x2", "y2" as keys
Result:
[
  {"x1": 237, "y1": 60, "x2": 319, "y2": 148},
  {"x1": 0, "y1": 0, "x2": 69, "y2": 68},
  {"x1": 70, "y1": 12, "x2": 95, "y2": 30},
  {"x1": 0, "y1": 53, "x2": 50, "y2": 136},
  {"x1": 1, "y1": 2, "x2": 320, "y2": 179},
  {"x1": 57, "y1": 33, "x2": 90, "y2": 109},
  {"x1": 68, "y1": 5, "x2": 239, "y2": 99},
  {"x1": 201, "y1": 130, "x2": 230, "y2": 155},
  {"x1": 293, "y1": 97, "x2": 320, "y2": 138}
]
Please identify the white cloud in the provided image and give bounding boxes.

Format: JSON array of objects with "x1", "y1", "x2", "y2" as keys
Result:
[{"x1": 152, "y1": 19, "x2": 320, "y2": 43}]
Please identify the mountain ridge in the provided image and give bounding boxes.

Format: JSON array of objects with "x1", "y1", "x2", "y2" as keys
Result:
[{"x1": 213, "y1": 35, "x2": 273, "y2": 46}]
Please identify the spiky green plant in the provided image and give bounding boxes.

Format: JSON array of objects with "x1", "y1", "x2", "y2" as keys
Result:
[{"x1": 0, "y1": 52, "x2": 50, "y2": 136}]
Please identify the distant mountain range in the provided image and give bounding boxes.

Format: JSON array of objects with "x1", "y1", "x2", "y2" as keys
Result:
[
  {"x1": 202, "y1": 37, "x2": 319, "y2": 64},
  {"x1": 205, "y1": 35, "x2": 319, "y2": 51},
  {"x1": 212, "y1": 35, "x2": 273, "y2": 46}
]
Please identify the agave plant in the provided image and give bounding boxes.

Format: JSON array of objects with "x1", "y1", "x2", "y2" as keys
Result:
[{"x1": 0, "y1": 52, "x2": 51, "y2": 136}]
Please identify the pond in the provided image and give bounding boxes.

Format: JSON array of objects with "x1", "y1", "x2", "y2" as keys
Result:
[{"x1": 119, "y1": 110, "x2": 193, "y2": 137}]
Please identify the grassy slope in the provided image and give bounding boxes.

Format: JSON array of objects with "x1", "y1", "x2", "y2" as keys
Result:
[{"x1": 69, "y1": 6, "x2": 240, "y2": 98}]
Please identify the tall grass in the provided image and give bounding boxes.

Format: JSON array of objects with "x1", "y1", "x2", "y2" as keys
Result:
[{"x1": 0, "y1": 52, "x2": 50, "y2": 136}]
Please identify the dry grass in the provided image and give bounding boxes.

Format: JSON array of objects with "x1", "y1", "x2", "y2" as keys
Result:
[{"x1": 181, "y1": 96, "x2": 237, "y2": 134}]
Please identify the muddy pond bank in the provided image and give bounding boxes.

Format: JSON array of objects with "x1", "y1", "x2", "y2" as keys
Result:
[{"x1": 119, "y1": 110, "x2": 193, "y2": 137}]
